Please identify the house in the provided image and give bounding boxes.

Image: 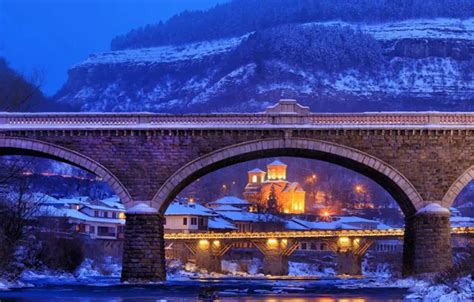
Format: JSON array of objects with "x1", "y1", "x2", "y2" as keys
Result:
[
  {"x1": 164, "y1": 200, "x2": 214, "y2": 232},
  {"x1": 243, "y1": 160, "x2": 306, "y2": 214},
  {"x1": 207, "y1": 196, "x2": 250, "y2": 210}
]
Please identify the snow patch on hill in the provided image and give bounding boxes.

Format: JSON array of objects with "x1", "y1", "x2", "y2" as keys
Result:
[{"x1": 76, "y1": 35, "x2": 250, "y2": 67}]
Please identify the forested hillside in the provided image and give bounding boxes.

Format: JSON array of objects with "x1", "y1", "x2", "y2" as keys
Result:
[{"x1": 111, "y1": 0, "x2": 474, "y2": 50}]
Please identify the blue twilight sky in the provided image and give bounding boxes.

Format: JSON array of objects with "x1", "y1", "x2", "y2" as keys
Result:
[{"x1": 0, "y1": 0, "x2": 225, "y2": 96}]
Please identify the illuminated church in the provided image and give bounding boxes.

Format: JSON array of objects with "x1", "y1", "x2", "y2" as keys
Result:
[{"x1": 243, "y1": 160, "x2": 306, "y2": 214}]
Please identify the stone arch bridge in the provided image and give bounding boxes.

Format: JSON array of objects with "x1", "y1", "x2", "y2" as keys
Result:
[{"x1": 0, "y1": 99, "x2": 473, "y2": 281}]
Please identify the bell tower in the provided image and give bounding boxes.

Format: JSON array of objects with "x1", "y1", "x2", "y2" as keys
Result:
[
  {"x1": 267, "y1": 160, "x2": 287, "y2": 181},
  {"x1": 247, "y1": 168, "x2": 266, "y2": 184}
]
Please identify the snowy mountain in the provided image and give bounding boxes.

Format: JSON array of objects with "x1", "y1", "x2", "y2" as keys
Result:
[{"x1": 55, "y1": 18, "x2": 474, "y2": 113}]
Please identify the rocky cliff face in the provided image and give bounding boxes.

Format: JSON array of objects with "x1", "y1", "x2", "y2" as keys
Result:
[{"x1": 55, "y1": 18, "x2": 474, "y2": 113}]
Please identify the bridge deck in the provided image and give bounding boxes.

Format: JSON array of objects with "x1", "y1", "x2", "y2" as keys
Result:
[{"x1": 163, "y1": 226, "x2": 473, "y2": 240}]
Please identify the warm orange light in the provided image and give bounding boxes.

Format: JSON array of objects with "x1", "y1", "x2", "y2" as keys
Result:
[
  {"x1": 354, "y1": 184, "x2": 364, "y2": 193},
  {"x1": 267, "y1": 238, "x2": 278, "y2": 247},
  {"x1": 188, "y1": 197, "x2": 195, "y2": 203},
  {"x1": 199, "y1": 240, "x2": 210, "y2": 249},
  {"x1": 119, "y1": 212, "x2": 125, "y2": 219}
]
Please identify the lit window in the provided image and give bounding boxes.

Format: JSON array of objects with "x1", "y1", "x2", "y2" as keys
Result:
[{"x1": 252, "y1": 175, "x2": 257, "y2": 183}]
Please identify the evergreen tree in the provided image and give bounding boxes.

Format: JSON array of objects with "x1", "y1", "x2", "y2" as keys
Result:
[{"x1": 267, "y1": 184, "x2": 279, "y2": 214}]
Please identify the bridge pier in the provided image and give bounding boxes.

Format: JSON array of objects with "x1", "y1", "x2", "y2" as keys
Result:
[
  {"x1": 403, "y1": 205, "x2": 452, "y2": 276},
  {"x1": 187, "y1": 240, "x2": 233, "y2": 273},
  {"x1": 253, "y1": 239, "x2": 299, "y2": 276},
  {"x1": 121, "y1": 204, "x2": 166, "y2": 283},
  {"x1": 326, "y1": 238, "x2": 374, "y2": 276}
]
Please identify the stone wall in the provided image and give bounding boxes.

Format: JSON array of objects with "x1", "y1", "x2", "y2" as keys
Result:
[
  {"x1": 402, "y1": 211, "x2": 452, "y2": 276},
  {"x1": 4, "y1": 128, "x2": 474, "y2": 214},
  {"x1": 121, "y1": 214, "x2": 165, "y2": 282}
]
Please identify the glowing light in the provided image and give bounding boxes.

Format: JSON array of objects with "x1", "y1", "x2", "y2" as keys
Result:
[
  {"x1": 354, "y1": 184, "x2": 364, "y2": 193},
  {"x1": 188, "y1": 197, "x2": 195, "y2": 203},
  {"x1": 252, "y1": 175, "x2": 257, "y2": 183},
  {"x1": 212, "y1": 240, "x2": 221, "y2": 248},
  {"x1": 198, "y1": 240, "x2": 210, "y2": 249},
  {"x1": 267, "y1": 238, "x2": 278, "y2": 247},
  {"x1": 119, "y1": 212, "x2": 125, "y2": 220},
  {"x1": 281, "y1": 239, "x2": 288, "y2": 248},
  {"x1": 323, "y1": 210, "x2": 329, "y2": 217},
  {"x1": 338, "y1": 237, "x2": 350, "y2": 246}
]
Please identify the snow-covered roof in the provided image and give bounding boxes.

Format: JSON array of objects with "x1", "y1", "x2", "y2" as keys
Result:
[
  {"x1": 248, "y1": 168, "x2": 265, "y2": 173},
  {"x1": 39, "y1": 206, "x2": 125, "y2": 225},
  {"x1": 99, "y1": 196, "x2": 125, "y2": 209},
  {"x1": 208, "y1": 217, "x2": 237, "y2": 230},
  {"x1": 165, "y1": 201, "x2": 214, "y2": 216},
  {"x1": 209, "y1": 196, "x2": 250, "y2": 206},
  {"x1": 285, "y1": 219, "x2": 309, "y2": 230},
  {"x1": 81, "y1": 204, "x2": 123, "y2": 212},
  {"x1": 268, "y1": 160, "x2": 287, "y2": 166},
  {"x1": 450, "y1": 216, "x2": 474, "y2": 227},
  {"x1": 216, "y1": 210, "x2": 266, "y2": 222},
  {"x1": 336, "y1": 216, "x2": 380, "y2": 224},
  {"x1": 212, "y1": 205, "x2": 242, "y2": 212},
  {"x1": 291, "y1": 218, "x2": 360, "y2": 230}
]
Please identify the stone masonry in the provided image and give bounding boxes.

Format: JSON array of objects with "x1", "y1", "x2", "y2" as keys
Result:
[
  {"x1": 121, "y1": 213, "x2": 166, "y2": 283},
  {"x1": 402, "y1": 210, "x2": 452, "y2": 276}
]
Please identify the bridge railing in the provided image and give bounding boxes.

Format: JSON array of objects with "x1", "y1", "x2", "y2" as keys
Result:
[
  {"x1": 1, "y1": 112, "x2": 474, "y2": 128},
  {"x1": 163, "y1": 226, "x2": 473, "y2": 240}
]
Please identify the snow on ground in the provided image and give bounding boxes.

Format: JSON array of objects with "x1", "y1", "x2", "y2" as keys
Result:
[
  {"x1": 404, "y1": 275, "x2": 473, "y2": 302},
  {"x1": 289, "y1": 261, "x2": 336, "y2": 277},
  {"x1": 306, "y1": 18, "x2": 474, "y2": 41},
  {"x1": 76, "y1": 34, "x2": 250, "y2": 67}
]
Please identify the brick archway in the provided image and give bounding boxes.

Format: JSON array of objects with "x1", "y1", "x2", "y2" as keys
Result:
[
  {"x1": 441, "y1": 165, "x2": 474, "y2": 208},
  {"x1": 152, "y1": 138, "x2": 423, "y2": 216},
  {"x1": 0, "y1": 137, "x2": 132, "y2": 205}
]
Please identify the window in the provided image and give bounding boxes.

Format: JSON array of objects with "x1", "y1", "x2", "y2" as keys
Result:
[
  {"x1": 112, "y1": 212, "x2": 117, "y2": 218},
  {"x1": 98, "y1": 226, "x2": 116, "y2": 237},
  {"x1": 191, "y1": 217, "x2": 197, "y2": 225},
  {"x1": 94, "y1": 210, "x2": 99, "y2": 217},
  {"x1": 301, "y1": 242, "x2": 307, "y2": 250},
  {"x1": 104, "y1": 212, "x2": 109, "y2": 218},
  {"x1": 198, "y1": 217, "x2": 204, "y2": 226},
  {"x1": 163, "y1": 218, "x2": 167, "y2": 225},
  {"x1": 320, "y1": 243, "x2": 326, "y2": 250},
  {"x1": 252, "y1": 175, "x2": 257, "y2": 183},
  {"x1": 310, "y1": 243, "x2": 316, "y2": 250},
  {"x1": 89, "y1": 226, "x2": 95, "y2": 234},
  {"x1": 183, "y1": 217, "x2": 187, "y2": 225}
]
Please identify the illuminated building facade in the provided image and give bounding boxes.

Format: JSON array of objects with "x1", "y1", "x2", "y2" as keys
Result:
[{"x1": 243, "y1": 160, "x2": 306, "y2": 214}]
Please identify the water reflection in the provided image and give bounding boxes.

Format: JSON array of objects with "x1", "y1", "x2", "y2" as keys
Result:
[{"x1": 0, "y1": 279, "x2": 407, "y2": 302}]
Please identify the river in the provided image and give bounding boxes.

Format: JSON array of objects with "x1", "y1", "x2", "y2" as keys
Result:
[{"x1": 0, "y1": 277, "x2": 410, "y2": 301}]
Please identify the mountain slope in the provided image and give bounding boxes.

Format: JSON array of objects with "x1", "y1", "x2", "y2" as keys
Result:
[{"x1": 55, "y1": 18, "x2": 474, "y2": 113}]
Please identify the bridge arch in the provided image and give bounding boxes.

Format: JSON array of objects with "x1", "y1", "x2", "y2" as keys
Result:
[
  {"x1": 0, "y1": 137, "x2": 132, "y2": 205},
  {"x1": 152, "y1": 138, "x2": 423, "y2": 216},
  {"x1": 442, "y1": 165, "x2": 474, "y2": 208}
]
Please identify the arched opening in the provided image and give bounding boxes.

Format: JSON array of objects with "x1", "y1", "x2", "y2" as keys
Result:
[
  {"x1": 0, "y1": 138, "x2": 131, "y2": 205},
  {"x1": 154, "y1": 138, "x2": 422, "y2": 278},
  {"x1": 0, "y1": 148, "x2": 127, "y2": 282}
]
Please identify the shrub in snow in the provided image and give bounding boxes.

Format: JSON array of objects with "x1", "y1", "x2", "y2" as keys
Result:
[{"x1": 37, "y1": 236, "x2": 85, "y2": 273}]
